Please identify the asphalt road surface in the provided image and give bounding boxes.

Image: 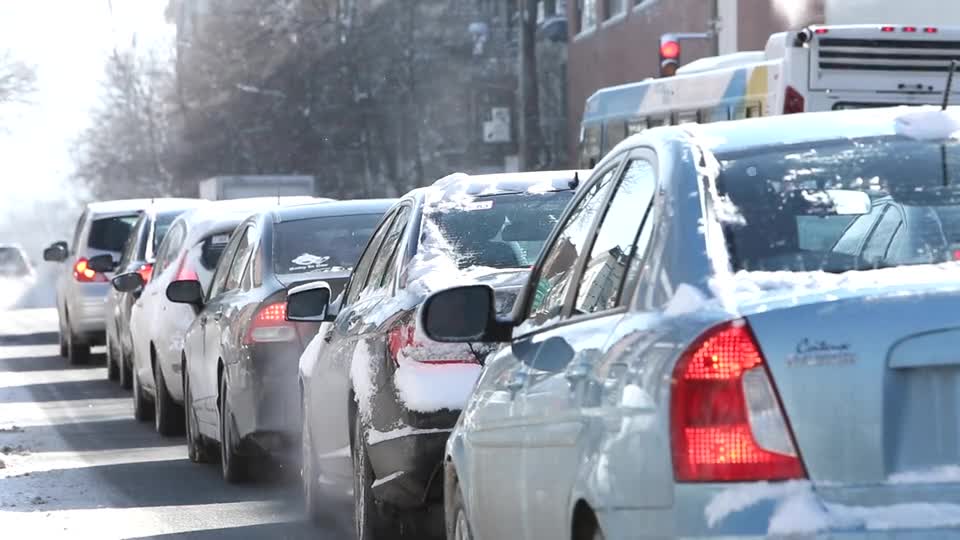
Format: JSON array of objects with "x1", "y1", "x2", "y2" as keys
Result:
[{"x1": 0, "y1": 307, "x2": 353, "y2": 539}]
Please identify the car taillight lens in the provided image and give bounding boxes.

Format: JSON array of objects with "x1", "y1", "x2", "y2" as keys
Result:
[
  {"x1": 174, "y1": 253, "x2": 199, "y2": 282},
  {"x1": 73, "y1": 258, "x2": 107, "y2": 283},
  {"x1": 670, "y1": 321, "x2": 805, "y2": 482},
  {"x1": 137, "y1": 263, "x2": 154, "y2": 283},
  {"x1": 388, "y1": 322, "x2": 477, "y2": 365},
  {"x1": 244, "y1": 301, "x2": 295, "y2": 344},
  {"x1": 783, "y1": 85, "x2": 805, "y2": 114}
]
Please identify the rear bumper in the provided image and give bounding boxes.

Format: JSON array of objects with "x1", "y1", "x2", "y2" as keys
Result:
[
  {"x1": 599, "y1": 483, "x2": 960, "y2": 539},
  {"x1": 366, "y1": 410, "x2": 459, "y2": 509},
  {"x1": 229, "y1": 344, "x2": 303, "y2": 458},
  {"x1": 67, "y1": 285, "x2": 111, "y2": 341}
]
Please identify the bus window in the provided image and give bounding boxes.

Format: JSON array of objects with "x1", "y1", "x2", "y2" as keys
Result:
[
  {"x1": 746, "y1": 103, "x2": 762, "y2": 118},
  {"x1": 647, "y1": 117, "x2": 666, "y2": 128},
  {"x1": 580, "y1": 124, "x2": 601, "y2": 168},
  {"x1": 604, "y1": 121, "x2": 627, "y2": 150},
  {"x1": 675, "y1": 110, "x2": 698, "y2": 125},
  {"x1": 627, "y1": 119, "x2": 644, "y2": 135},
  {"x1": 732, "y1": 104, "x2": 748, "y2": 120}
]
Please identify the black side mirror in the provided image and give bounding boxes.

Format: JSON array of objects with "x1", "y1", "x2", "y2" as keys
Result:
[
  {"x1": 286, "y1": 281, "x2": 332, "y2": 322},
  {"x1": 87, "y1": 254, "x2": 117, "y2": 273},
  {"x1": 166, "y1": 280, "x2": 204, "y2": 307},
  {"x1": 43, "y1": 242, "x2": 68, "y2": 262},
  {"x1": 113, "y1": 272, "x2": 145, "y2": 293},
  {"x1": 420, "y1": 285, "x2": 512, "y2": 343}
]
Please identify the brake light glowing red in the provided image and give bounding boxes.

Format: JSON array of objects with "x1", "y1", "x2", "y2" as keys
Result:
[
  {"x1": 925, "y1": 27, "x2": 938, "y2": 33},
  {"x1": 881, "y1": 26, "x2": 896, "y2": 32},
  {"x1": 903, "y1": 26, "x2": 917, "y2": 33},
  {"x1": 174, "y1": 253, "x2": 199, "y2": 282},
  {"x1": 670, "y1": 322, "x2": 805, "y2": 482},
  {"x1": 783, "y1": 86, "x2": 805, "y2": 115},
  {"x1": 244, "y1": 301, "x2": 295, "y2": 344},
  {"x1": 73, "y1": 258, "x2": 107, "y2": 283},
  {"x1": 659, "y1": 40, "x2": 680, "y2": 60},
  {"x1": 813, "y1": 28, "x2": 828, "y2": 35},
  {"x1": 952, "y1": 249, "x2": 960, "y2": 261},
  {"x1": 388, "y1": 322, "x2": 476, "y2": 365},
  {"x1": 137, "y1": 263, "x2": 153, "y2": 283}
]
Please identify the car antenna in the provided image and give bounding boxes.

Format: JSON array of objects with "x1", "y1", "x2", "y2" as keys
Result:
[
  {"x1": 569, "y1": 171, "x2": 580, "y2": 189},
  {"x1": 944, "y1": 60, "x2": 958, "y2": 110}
]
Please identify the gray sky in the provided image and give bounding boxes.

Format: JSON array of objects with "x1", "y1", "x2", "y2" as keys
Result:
[{"x1": 0, "y1": 0, "x2": 172, "y2": 204}]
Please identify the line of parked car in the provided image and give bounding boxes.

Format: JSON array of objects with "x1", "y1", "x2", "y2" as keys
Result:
[{"x1": 40, "y1": 106, "x2": 960, "y2": 539}]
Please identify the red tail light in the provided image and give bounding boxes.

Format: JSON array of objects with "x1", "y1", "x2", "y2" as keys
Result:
[
  {"x1": 670, "y1": 321, "x2": 805, "y2": 482},
  {"x1": 244, "y1": 301, "x2": 295, "y2": 344},
  {"x1": 73, "y1": 258, "x2": 107, "y2": 283},
  {"x1": 903, "y1": 26, "x2": 917, "y2": 33},
  {"x1": 881, "y1": 26, "x2": 896, "y2": 32},
  {"x1": 137, "y1": 263, "x2": 154, "y2": 283},
  {"x1": 925, "y1": 27, "x2": 938, "y2": 34},
  {"x1": 174, "y1": 252, "x2": 199, "y2": 282},
  {"x1": 388, "y1": 322, "x2": 477, "y2": 365},
  {"x1": 783, "y1": 86, "x2": 805, "y2": 115},
  {"x1": 813, "y1": 28, "x2": 828, "y2": 35}
]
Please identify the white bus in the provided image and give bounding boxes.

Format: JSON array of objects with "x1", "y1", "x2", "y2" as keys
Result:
[{"x1": 578, "y1": 24, "x2": 960, "y2": 168}]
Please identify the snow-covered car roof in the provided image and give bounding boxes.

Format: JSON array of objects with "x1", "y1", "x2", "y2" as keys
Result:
[
  {"x1": 424, "y1": 169, "x2": 588, "y2": 204},
  {"x1": 85, "y1": 197, "x2": 202, "y2": 216}
]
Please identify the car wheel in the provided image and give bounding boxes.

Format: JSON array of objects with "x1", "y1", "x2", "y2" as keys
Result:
[
  {"x1": 65, "y1": 325, "x2": 90, "y2": 366},
  {"x1": 58, "y1": 319, "x2": 67, "y2": 358},
  {"x1": 153, "y1": 360, "x2": 184, "y2": 436},
  {"x1": 219, "y1": 375, "x2": 250, "y2": 483},
  {"x1": 449, "y1": 484, "x2": 474, "y2": 540},
  {"x1": 353, "y1": 413, "x2": 397, "y2": 540},
  {"x1": 184, "y1": 369, "x2": 209, "y2": 464},
  {"x1": 132, "y1": 365, "x2": 154, "y2": 422},
  {"x1": 106, "y1": 332, "x2": 119, "y2": 381}
]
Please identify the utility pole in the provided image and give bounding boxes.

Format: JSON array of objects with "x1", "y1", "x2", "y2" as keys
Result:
[{"x1": 517, "y1": 0, "x2": 543, "y2": 170}]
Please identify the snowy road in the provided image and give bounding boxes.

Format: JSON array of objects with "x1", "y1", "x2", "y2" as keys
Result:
[{"x1": 0, "y1": 308, "x2": 352, "y2": 539}]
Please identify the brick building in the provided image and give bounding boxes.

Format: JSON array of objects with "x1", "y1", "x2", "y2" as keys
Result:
[{"x1": 564, "y1": 0, "x2": 825, "y2": 165}]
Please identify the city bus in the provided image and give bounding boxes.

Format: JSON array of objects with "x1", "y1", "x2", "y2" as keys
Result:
[{"x1": 578, "y1": 24, "x2": 960, "y2": 168}]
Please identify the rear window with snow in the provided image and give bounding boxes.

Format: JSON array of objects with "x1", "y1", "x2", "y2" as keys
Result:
[
  {"x1": 427, "y1": 190, "x2": 574, "y2": 269},
  {"x1": 273, "y1": 214, "x2": 383, "y2": 275},
  {"x1": 87, "y1": 214, "x2": 140, "y2": 252},
  {"x1": 717, "y1": 136, "x2": 960, "y2": 272}
]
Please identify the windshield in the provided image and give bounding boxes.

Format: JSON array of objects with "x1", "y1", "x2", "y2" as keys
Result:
[
  {"x1": 717, "y1": 136, "x2": 960, "y2": 273},
  {"x1": 274, "y1": 214, "x2": 382, "y2": 275},
  {"x1": 427, "y1": 190, "x2": 574, "y2": 269}
]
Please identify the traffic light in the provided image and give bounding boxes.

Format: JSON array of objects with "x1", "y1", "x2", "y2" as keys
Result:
[{"x1": 660, "y1": 34, "x2": 681, "y2": 77}]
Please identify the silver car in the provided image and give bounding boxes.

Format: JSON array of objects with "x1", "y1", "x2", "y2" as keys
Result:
[
  {"x1": 43, "y1": 199, "x2": 195, "y2": 365},
  {"x1": 421, "y1": 107, "x2": 960, "y2": 539}
]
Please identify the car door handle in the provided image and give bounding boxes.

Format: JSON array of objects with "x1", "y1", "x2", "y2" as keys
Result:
[{"x1": 505, "y1": 372, "x2": 528, "y2": 393}]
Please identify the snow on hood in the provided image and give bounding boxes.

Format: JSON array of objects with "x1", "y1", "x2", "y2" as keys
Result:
[{"x1": 706, "y1": 481, "x2": 960, "y2": 535}]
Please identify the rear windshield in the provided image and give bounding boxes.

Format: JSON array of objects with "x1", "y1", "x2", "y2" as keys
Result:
[
  {"x1": 717, "y1": 136, "x2": 960, "y2": 273},
  {"x1": 427, "y1": 190, "x2": 574, "y2": 269},
  {"x1": 154, "y1": 211, "x2": 187, "y2": 252},
  {"x1": 273, "y1": 214, "x2": 383, "y2": 275},
  {"x1": 88, "y1": 214, "x2": 139, "y2": 252}
]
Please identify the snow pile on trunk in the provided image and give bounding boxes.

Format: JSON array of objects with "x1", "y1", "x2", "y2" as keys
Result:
[
  {"x1": 393, "y1": 348, "x2": 483, "y2": 413},
  {"x1": 706, "y1": 481, "x2": 960, "y2": 535}
]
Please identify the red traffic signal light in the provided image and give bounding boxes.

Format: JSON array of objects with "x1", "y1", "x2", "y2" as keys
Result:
[{"x1": 660, "y1": 40, "x2": 680, "y2": 60}]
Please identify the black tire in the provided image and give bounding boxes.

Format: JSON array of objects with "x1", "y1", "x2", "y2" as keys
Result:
[
  {"x1": 447, "y1": 483, "x2": 474, "y2": 540},
  {"x1": 58, "y1": 319, "x2": 67, "y2": 358},
  {"x1": 65, "y1": 325, "x2": 90, "y2": 366},
  {"x1": 153, "y1": 359, "x2": 184, "y2": 436},
  {"x1": 132, "y1": 365, "x2": 154, "y2": 422},
  {"x1": 219, "y1": 375, "x2": 250, "y2": 483},
  {"x1": 353, "y1": 413, "x2": 397, "y2": 540},
  {"x1": 184, "y1": 368, "x2": 210, "y2": 463},
  {"x1": 106, "y1": 332, "x2": 119, "y2": 381}
]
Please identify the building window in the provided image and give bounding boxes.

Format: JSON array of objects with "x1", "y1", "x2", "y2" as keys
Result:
[
  {"x1": 580, "y1": 0, "x2": 596, "y2": 32},
  {"x1": 604, "y1": 0, "x2": 624, "y2": 19}
]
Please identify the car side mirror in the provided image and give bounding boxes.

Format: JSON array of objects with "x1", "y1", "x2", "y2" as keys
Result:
[
  {"x1": 166, "y1": 280, "x2": 205, "y2": 307},
  {"x1": 87, "y1": 254, "x2": 117, "y2": 273},
  {"x1": 286, "y1": 281, "x2": 333, "y2": 322},
  {"x1": 43, "y1": 242, "x2": 68, "y2": 262},
  {"x1": 113, "y1": 272, "x2": 145, "y2": 293},
  {"x1": 420, "y1": 284, "x2": 512, "y2": 343}
]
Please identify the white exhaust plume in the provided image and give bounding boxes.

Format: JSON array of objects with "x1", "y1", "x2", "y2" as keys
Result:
[{"x1": 770, "y1": 0, "x2": 817, "y2": 28}]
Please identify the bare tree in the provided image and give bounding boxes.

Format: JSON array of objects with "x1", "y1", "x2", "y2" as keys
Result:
[{"x1": 0, "y1": 51, "x2": 36, "y2": 105}]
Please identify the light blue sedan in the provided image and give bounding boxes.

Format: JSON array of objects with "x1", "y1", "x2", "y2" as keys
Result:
[{"x1": 420, "y1": 107, "x2": 960, "y2": 539}]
